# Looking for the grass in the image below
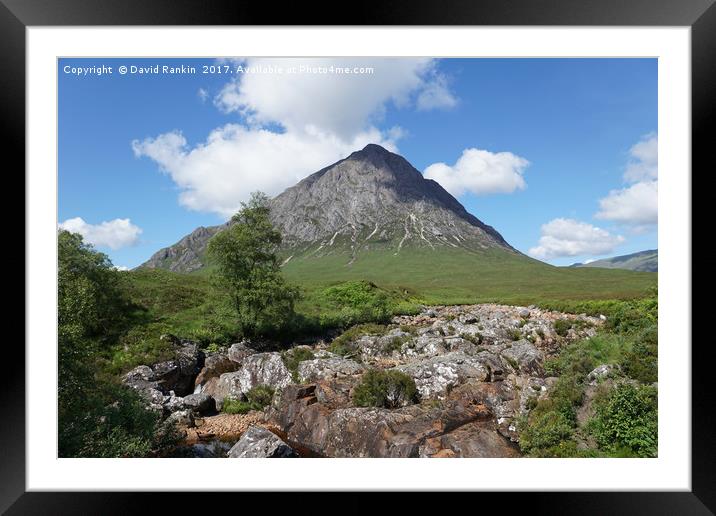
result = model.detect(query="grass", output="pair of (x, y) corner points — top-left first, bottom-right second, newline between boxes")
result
(281, 247), (656, 305)
(111, 249), (655, 374)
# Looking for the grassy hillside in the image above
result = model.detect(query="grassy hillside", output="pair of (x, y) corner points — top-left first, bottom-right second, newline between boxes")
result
(573, 249), (658, 273)
(282, 247), (656, 305)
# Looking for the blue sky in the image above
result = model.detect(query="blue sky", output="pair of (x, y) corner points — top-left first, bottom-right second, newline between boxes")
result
(58, 58), (657, 268)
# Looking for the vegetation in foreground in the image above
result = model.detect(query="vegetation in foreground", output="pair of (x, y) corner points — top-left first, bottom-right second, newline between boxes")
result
(58, 231), (179, 457)
(518, 289), (658, 458)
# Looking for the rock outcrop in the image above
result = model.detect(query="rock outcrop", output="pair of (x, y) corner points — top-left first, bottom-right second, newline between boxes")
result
(227, 426), (298, 458)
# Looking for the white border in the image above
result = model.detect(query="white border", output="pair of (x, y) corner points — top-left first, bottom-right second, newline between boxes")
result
(27, 27), (691, 491)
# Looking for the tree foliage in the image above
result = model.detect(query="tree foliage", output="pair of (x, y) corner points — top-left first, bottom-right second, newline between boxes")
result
(206, 192), (300, 337)
(58, 230), (170, 457)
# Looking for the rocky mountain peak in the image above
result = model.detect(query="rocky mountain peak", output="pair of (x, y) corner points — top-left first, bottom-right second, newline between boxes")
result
(140, 145), (516, 272)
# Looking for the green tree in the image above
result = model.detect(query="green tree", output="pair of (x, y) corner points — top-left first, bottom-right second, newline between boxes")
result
(58, 230), (170, 457)
(206, 192), (300, 337)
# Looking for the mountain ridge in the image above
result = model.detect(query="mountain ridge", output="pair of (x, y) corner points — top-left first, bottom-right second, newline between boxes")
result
(569, 249), (658, 273)
(140, 144), (518, 272)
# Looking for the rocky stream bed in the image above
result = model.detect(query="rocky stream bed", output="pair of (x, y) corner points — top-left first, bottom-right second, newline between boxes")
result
(123, 303), (606, 458)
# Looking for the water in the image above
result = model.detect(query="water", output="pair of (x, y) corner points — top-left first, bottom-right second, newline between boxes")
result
(168, 439), (233, 458)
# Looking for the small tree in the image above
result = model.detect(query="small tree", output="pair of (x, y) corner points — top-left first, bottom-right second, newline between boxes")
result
(206, 192), (300, 337)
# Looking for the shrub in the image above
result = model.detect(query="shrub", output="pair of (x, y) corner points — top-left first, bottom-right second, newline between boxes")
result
(620, 325), (658, 383)
(352, 369), (418, 409)
(509, 329), (522, 341)
(518, 374), (583, 455)
(461, 332), (483, 345)
(519, 409), (575, 454)
(588, 383), (658, 457)
(223, 385), (275, 414)
(554, 319), (572, 337)
(383, 335), (410, 354)
(329, 323), (387, 357)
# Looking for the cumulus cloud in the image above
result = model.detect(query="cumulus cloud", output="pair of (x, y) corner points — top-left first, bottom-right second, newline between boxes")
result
(416, 73), (458, 111)
(114, 265), (131, 271)
(423, 148), (529, 197)
(528, 218), (624, 260)
(596, 133), (657, 226)
(133, 125), (399, 219)
(596, 180), (658, 226)
(624, 132), (658, 183)
(136, 58), (459, 218)
(59, 217), (142, 250)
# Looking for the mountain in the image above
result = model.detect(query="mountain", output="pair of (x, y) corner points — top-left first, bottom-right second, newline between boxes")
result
(570, 249), (658, 273)
(140, 144), (518, 272)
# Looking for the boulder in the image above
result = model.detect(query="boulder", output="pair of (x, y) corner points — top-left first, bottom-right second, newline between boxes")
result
(182, 392), (215, 414)
(195, 353), (238, 387)
(419, 421), (520, 458)
(227, 426), (298, 458)
(163, 394), (185, 414)
(271, 383), (499, 458)
(395, 352), (489, 399)
(500, 340), (544, 376)
(227, 342), (256, 364)
(212, 352), (292, 406)
(122, 366), (164, 411)
(297, 357), (365, 383)
(165, 409), (195, 430)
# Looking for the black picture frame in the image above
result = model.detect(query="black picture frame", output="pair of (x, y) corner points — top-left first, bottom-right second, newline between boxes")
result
(6, 0), (713, 512)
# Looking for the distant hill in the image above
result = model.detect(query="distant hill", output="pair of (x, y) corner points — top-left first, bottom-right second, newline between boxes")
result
(570, 250), (657, 273)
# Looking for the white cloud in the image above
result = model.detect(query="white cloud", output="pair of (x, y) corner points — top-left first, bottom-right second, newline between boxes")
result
(133, 125), (400, 218)
(59, 217), (142, 250)
(214, 58), (450, 139)
(624, 132), (658, 183)
(595, 180), (658, 226)
(114, 265), (131, 271)
(528, 218), (624, 261)
(596, 133), (658, 226)
(423, 148), (529, 197)
(197, 88), (208, 103)
(135, 58), (459, 218)
(416, 73), (458, 111)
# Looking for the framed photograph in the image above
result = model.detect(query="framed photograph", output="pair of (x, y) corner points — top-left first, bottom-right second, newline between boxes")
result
(8, 0), (714, 511)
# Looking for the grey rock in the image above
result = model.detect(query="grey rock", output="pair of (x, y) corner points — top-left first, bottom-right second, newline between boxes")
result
(500, 340), (544, 376)
(213, 353), (292, 406)
(195, 353), (238, 387)
(297, 357), (365, 383)
(395, 352), (489, 399)
(227, 426), (298, 458)
(227, 342), (256, 364)
(182, 392), (215, 414)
